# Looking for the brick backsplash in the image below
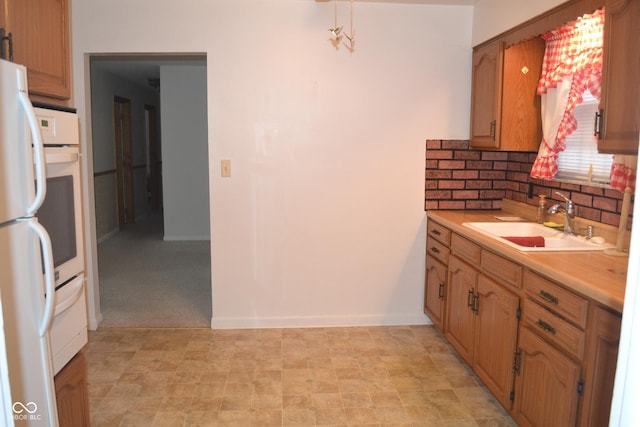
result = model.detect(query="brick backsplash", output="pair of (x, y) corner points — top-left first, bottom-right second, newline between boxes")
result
(425, 139), (632, 228)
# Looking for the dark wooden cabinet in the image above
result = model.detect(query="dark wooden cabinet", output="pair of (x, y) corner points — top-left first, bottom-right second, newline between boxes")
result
(54, 352), (90, 427)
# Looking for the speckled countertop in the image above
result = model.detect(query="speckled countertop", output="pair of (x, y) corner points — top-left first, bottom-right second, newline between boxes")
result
(427, 209), (628, 313)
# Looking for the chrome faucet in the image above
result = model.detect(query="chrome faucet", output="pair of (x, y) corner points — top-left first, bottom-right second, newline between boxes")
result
(548, 192), (576, 235)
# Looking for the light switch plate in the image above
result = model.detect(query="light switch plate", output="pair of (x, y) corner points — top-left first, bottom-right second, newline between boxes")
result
(221, 160), (231, 177)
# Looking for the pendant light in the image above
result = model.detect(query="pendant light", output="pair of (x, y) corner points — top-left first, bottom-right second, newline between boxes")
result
(328, 0), (343, 41)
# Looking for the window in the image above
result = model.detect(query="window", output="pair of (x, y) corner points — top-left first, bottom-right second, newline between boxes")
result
(555, 89), (613, 186)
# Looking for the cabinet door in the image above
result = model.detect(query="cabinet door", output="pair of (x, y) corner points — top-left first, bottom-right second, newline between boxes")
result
(445, 255), (477, 365)
(470, 41), (503, 149)
(500, 37), (545, 152)
(6, 0), (70, 100)
(577, 305), (621, 427)
(513, 327), (582, 427)
(55, 352), (90, 427)
(473, 274), (519, 410)
(598, 0), (640, 154)
(425, 255), (447, 332)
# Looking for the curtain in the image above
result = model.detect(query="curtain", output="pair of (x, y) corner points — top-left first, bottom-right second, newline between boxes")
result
(610, 155), (637, 192)
(530, 9), (605, 179)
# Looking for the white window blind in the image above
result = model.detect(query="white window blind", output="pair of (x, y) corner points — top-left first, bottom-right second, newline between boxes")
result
(556, 90), (613, 185)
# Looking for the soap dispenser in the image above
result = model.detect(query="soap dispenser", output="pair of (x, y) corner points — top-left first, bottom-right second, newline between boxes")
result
(536, 195), (546, 224)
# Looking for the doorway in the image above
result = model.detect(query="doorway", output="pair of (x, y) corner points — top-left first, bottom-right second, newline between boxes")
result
(113, 96), (134, 226)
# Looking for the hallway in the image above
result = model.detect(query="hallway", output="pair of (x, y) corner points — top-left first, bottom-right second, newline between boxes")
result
(97, 211), (211, 328)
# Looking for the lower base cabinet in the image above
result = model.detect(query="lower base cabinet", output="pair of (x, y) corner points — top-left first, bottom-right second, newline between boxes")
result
(424, 222), (622, 426)
(513, 327), (582, 427)
(54, 351), (90, 427)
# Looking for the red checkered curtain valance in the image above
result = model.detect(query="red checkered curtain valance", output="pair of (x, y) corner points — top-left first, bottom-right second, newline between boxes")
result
(530, 9), (605, 179)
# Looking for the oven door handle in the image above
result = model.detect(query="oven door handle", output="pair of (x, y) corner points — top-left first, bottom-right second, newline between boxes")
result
(54, 277), (84, 316)
(17, 72), (47, 215)
(45, 151), (79, 165)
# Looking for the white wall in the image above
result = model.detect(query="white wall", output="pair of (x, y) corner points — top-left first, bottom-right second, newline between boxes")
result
(72, 0), (473, 328)
(472, 0), (567, 45)
(160, 64), (210, 240)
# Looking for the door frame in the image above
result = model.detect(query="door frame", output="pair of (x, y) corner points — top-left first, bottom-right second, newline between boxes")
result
(113, 96), (134, 226)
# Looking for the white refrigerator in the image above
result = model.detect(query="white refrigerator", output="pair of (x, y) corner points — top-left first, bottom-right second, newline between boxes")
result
(0, 58), (59, 426)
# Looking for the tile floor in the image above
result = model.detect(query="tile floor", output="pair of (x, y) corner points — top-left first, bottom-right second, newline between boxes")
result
(85, 325), (517, 426)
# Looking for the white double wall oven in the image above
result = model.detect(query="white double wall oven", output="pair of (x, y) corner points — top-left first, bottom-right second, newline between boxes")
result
(33, 106), (88, 375)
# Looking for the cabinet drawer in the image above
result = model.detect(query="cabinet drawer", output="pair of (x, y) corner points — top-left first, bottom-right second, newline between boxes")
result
(523, 271), (588, 329)
(427, 236), (449, 265)
(481, 250), (522, 291)
(451, 233), (481, 266)
(522, 298), (585, 360)
(428, 220), (451, 246)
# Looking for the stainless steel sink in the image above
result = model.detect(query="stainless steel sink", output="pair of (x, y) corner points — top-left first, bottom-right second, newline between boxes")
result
(462, 222), (613, 252)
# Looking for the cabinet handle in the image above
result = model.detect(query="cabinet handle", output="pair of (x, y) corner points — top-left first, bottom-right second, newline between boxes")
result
(539, 290), (559, 304)
(431, 229), (441, 236)
(490, 120), (496, 141)
(536, 319), (557, 335)
(0, 29), (13, 62)
(430, 246), (440, 255)
(594, 109), (603, 140)
(438, 282), (445, 299)
(467, 289), (474, 309)
(473, 293), (480, 313)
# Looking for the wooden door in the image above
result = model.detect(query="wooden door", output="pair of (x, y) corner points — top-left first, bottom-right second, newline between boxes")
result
(114, 96), (134, 226)
(445, 255), (477, 365)
(473, 274), (519, 410)
(425, 255), (447, 332)
(7, 0), (70, 100)
(513, 327), (582, 427)
(470, 40), (503, 149)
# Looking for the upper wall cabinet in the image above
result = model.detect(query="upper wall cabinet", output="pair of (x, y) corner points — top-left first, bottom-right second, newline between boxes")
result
(471, 0), (639, 155)
(470, 37), (544, 151)
(597, 0), (640, 154)
(0, 0), (71, 104)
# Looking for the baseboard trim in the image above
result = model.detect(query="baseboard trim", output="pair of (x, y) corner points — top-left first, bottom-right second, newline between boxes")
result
(210, 313), (431, 329)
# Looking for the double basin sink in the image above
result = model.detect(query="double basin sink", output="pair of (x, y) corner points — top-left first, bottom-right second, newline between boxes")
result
(462, 221), (613, 252)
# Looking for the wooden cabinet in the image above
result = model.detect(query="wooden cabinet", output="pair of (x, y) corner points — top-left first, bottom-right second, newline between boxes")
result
(513, 270), (621, 427)
(0, 0), (71, 103)
(597, 0), (640, 154)
(513, 327), (582, 427)
(424, 220), (451, 332)
(470, 40), (502, 149)
(445, 234), (520, 410)
(54, 352), (90, 427)
(425, 255), (447, 331)
(446, 254), (478, 364)
(470, 37), (544, 151)
(424, 214), (622, 425)
(577, 305), (622, 426)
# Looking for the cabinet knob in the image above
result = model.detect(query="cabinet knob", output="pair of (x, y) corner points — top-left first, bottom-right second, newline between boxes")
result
(430, 246), (440, 255)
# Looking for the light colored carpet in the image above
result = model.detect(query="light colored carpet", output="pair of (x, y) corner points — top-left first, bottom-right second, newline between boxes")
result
(97, 211), (211, 328)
